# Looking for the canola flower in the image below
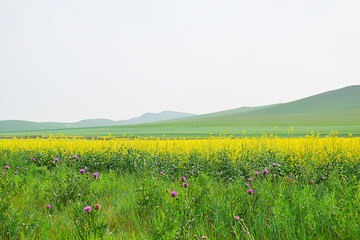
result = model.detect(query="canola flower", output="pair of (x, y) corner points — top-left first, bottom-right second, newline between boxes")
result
(0, 135), (359, 180)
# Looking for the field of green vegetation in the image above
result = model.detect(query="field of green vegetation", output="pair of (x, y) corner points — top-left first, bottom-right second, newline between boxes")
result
(1, 136), (360, 239)
(0, 125), (359, 138)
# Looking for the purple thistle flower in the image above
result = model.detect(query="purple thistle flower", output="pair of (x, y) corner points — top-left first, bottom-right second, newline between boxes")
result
(54, 158), (59, 162)
(160, 172), (164, 175)
(254, 171), (259, 176)
(84, 206), (92, 212)
(263, 169), (268, 174)
(248, 178), (252, 182)
(73, 155), (77, 159)
(272, 163), (276, 167)
(5, 162), (8, 165)
(190, 172), (193, 175)
(14, 172), (17, 175)
(93, 172), (98, 180)
(16, 167), (19, 169)
(33, 158), (36, 161)
(202, 236), (207, 239)
(234, 216), (240, 221)
(94, 204), (101, 210)
(77, 193), (81, 198)
(183, 182), (188, 188)
(79, 169), (85, 174)
(46, 205), (51, 209)
(25, 168), (28, 171)
(311, 180), (314, 184)
(181, 176), (186, 182)
(171, 191), (177, 197)
(248, 189), (253, 195)
(245, 183), (249, 188)
(4, 166), (9, 169)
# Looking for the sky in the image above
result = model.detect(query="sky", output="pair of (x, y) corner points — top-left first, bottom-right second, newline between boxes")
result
(0, 0), (359, 122)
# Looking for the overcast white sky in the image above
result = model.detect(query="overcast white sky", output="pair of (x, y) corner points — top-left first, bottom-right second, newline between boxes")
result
(0, 0), (359, 122)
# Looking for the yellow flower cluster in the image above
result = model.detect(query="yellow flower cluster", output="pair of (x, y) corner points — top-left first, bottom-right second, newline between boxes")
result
(0, 135), (359, 170)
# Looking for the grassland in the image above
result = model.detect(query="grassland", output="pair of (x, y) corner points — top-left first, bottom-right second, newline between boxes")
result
(1, 137), (360, 239)
(0, 125), (359, 138)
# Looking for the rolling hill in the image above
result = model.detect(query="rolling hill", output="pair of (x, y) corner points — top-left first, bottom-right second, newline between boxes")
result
(0, 111), (195, 133)
(0, 85), (359, 137)
(140, 85), (360, 127)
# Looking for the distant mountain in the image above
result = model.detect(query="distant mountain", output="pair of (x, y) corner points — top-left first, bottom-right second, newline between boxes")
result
(0, 120), (69, 133)
(0, 111), (195, 132)
(115, 111), (195, 125)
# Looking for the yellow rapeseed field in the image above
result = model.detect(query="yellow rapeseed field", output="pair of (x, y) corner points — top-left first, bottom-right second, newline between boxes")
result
(1, 136), (359, 173)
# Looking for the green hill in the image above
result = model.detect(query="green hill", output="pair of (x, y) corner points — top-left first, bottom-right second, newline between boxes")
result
(0, 86), (359, 137)
(142, 85), (360, 127)
(0, 111), (195, 132)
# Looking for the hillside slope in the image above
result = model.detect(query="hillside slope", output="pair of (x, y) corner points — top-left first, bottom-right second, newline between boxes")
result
(133, 85), (360, 127)
(0, 111), (195, 132)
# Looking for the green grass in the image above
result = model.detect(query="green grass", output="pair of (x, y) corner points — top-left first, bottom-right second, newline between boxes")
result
(1, 139), (360, 239)
(0, 125), (359, 138)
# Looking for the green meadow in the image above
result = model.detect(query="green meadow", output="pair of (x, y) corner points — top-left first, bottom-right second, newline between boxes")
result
(1, 136), (360, 239)
(0, 125), (359, 138)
